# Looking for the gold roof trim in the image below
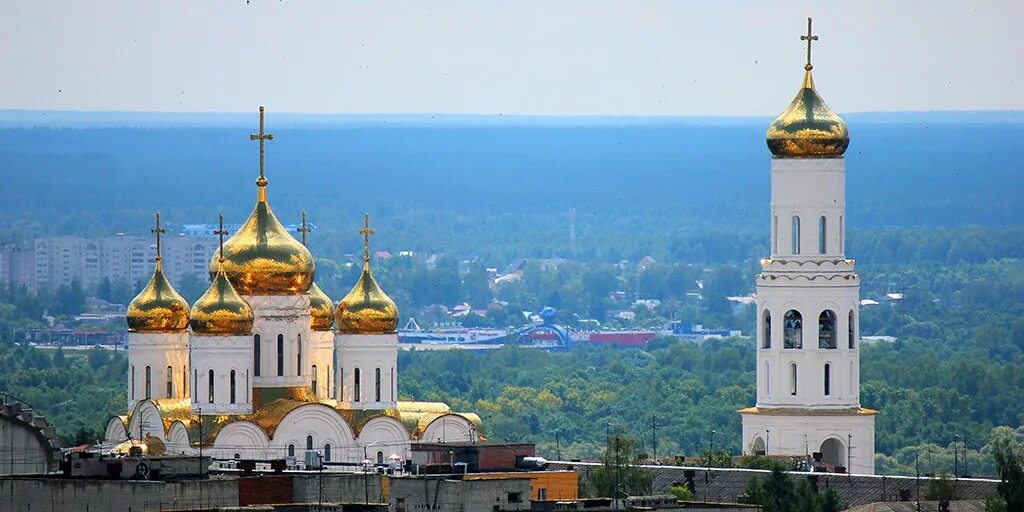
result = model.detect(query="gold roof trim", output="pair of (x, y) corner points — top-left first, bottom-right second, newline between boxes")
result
(738, 406), (878, 416)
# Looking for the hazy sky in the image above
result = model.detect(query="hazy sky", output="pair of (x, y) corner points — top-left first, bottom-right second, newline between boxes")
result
(2, 1), (1021, 116)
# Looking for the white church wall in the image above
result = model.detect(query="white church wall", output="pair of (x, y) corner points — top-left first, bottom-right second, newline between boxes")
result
(421, 415), (477, 444)
(247, 294), (312, 389)
(335, 333), (398, 410)
(273, 404), (358, 463)
(126, 401), (165, 441)
(166, 421), (193, 455)
(212, 421), (270, 460)
(127, 331), (189, 408)
(741, 412), (875, 475)
(190, 335), (253, 416)
(310, 329), (335, 399)
(357, 416), (411, 463)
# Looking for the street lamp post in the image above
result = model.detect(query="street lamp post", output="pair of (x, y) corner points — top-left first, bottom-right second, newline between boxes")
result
(953, 435), (959, 478)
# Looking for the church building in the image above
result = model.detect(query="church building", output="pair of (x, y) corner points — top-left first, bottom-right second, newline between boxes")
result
(104, 107), (482, 464)
(739, 20), (877, 475)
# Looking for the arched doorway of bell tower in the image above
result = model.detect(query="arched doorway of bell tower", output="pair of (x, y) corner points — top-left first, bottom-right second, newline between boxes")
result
(750, 436), (766, 456)
(819, 437), (845, 469)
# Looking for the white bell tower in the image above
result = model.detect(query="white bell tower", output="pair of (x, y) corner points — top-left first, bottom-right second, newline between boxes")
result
(740, 18), (876, 475)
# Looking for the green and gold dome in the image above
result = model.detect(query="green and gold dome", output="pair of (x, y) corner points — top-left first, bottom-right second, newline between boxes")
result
(191, 261), (255, 336)
(211, 178), (315, 296)
(126, 259), (190, 333)
(309, 282), (335, 331)
(335, 214), (398, 334)
(126, 213), (190, 333)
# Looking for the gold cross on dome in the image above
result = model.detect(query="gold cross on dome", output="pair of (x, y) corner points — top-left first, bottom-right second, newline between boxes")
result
(213, 213), (229, 262)
(297, 211), (312, 246)
(359, 213), (375, 263)
(250, 105), (275, 181)
(801, 17), (819, 71)
(151, 212), (166, 260)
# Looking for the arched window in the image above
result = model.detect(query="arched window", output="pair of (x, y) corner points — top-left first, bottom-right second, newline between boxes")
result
(819, 310), (837, 349)
(230, 370), (237, 404)
(762, 310), (772, 349)
(327, 365), (332, 398)
(790, 363), (798, 396)
(339, 367), (344, 400)
(311, 365), (318, 396)
(194, 369), (198, 403)
(306, 435), (313, 451)
(277, 334), (284, 377)
(848, 310), (856, 349)
(791, 216), (801, 255)
(288, 444), (295, 457)
(131, 365), (136, 399)
(297, 334), (302, 376)
(183, 367), (188, 398)
(824, 364), (831, 396)
(253, 334), (261, 377)
(166, 366), (173, 397)
(208, 369), (215, 403)
(324, 444), (332, 462)
(783, 310), (802, 349)
(377, 451), (384, 464)
(375, 368), (382, 402)
(391, 367), (396, 402)
(145, 366), (152, 399)
(234, 453), (240, 460)
(818, 216), (827, 254)
(354, 368), (361, 402)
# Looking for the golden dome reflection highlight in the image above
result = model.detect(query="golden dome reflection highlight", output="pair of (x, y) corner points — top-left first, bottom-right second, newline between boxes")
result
(309, 282), (335, 331)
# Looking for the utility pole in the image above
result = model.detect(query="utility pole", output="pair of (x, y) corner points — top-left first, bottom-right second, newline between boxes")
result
(651, 415), (657, 462)
(962, 433), (968, 477)
(197, 407), (203, 509)
(953, 435), (959, 478)
(613, 433), (620, 511)
(915, 453), (921, 512)
(554, 429), (561, 461)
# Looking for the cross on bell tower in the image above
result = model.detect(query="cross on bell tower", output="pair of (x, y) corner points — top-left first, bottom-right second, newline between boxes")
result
(151, 212), (166, 262)
(359, 213), (375, 263)
(801, 17), (819, 71)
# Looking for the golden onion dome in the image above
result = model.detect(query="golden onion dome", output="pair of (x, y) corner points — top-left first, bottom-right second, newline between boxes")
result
(126, 260), (190, 333)
(190, 263), (254, 336)
(309, 282), (335, 331)
(211, 179), (315, 295)
(766, 69), (849, 158)
(335, 261), (398, 334)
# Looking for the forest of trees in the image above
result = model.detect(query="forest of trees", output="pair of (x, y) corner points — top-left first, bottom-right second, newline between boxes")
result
(0, 118), (1021, 483)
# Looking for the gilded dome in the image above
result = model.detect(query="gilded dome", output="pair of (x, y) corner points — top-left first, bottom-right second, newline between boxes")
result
(190, 263), (254, 336)
(309, 282), (335, 331)
(766, 70), (849, 158)
(211, 180), (315, 295)
(126, 261), (190, 333)
(335, 261), (398, 334)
